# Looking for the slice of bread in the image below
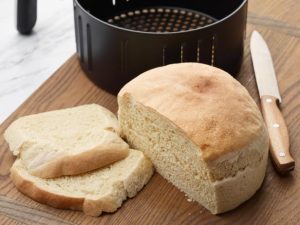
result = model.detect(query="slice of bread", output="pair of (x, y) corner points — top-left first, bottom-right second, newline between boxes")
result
(10, 149), (153, 216)
(118, 63), (269, 214)
(4, 104), (130, 178)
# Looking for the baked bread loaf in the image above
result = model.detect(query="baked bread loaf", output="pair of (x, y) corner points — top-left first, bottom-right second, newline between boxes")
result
(10, 149), (153, 216)
(118, 63), (269, 214)
(5, 104), (129, 178)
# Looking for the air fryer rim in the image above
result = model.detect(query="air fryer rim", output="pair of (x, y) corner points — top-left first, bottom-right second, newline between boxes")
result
(74, 0), (248, 35)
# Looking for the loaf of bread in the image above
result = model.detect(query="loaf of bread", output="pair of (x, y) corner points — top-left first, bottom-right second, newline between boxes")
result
(5, 104), (129, 178)
(10, 149), (153, 216)
(118, 63), (269, 214)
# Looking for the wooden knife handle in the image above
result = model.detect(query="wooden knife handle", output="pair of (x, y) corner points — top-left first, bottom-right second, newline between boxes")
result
(261, 95), (295, 174)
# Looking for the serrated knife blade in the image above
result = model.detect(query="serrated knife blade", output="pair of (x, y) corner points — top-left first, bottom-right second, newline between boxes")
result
(250, 30), (282, 102)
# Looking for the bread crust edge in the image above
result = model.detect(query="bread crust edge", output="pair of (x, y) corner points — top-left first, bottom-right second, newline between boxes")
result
(31, 144), (130, 179)
(10, 164), (85, 211)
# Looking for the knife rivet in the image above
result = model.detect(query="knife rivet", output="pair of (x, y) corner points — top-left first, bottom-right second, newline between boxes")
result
(266, 98), (273, 103)
(273, 123), (280, 128)
(279, 152), (286, 157)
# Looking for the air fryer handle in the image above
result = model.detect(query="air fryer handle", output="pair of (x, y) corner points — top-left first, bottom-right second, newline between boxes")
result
(16, 0), (37, 34)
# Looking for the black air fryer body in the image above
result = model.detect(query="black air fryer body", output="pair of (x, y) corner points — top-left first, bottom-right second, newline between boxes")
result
(74, 0), (248, 93)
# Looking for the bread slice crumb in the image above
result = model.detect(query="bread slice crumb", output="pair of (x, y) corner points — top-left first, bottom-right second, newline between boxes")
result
(10, 149), (154, 216)
(5, 104), (130, 178)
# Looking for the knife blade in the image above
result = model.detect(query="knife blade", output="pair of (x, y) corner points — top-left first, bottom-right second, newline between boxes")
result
(250, 30), (295, 174)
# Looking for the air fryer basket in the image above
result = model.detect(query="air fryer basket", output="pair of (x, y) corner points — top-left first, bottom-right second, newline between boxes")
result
(74, 0), (248, 93)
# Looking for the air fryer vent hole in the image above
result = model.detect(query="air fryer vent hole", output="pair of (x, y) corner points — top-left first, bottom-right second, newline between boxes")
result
(211, 35), (216, 66)
(180, 43), (184, 62)
(197, 40), (201, 62)
(162, 47), (166, 65)
(107, 7), (216, 33)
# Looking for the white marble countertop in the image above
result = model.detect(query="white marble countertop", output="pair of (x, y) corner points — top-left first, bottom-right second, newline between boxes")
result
(0, 0), (75, 124)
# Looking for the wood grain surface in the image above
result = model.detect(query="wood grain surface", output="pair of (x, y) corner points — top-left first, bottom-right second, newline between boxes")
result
(0, 0), (300, 224)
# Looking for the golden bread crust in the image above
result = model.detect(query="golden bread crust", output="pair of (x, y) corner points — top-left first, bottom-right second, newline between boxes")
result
(119, 63), (265, 161)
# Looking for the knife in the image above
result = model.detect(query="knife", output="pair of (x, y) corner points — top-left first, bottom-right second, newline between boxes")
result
(250, 30), (295, 174)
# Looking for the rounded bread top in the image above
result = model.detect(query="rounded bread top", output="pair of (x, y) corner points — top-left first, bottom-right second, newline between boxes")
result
(118, 63), (266, 162)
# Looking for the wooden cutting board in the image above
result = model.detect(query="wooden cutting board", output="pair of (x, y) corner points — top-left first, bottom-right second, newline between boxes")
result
(0, 0), (299, 224)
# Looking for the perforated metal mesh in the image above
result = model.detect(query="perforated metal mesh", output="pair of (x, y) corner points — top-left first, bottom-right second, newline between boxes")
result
(107, 7), (216, 32)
